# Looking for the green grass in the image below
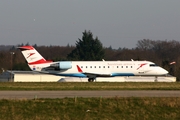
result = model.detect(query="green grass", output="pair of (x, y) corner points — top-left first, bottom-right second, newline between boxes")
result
(0, 97), (180, 120)
(1, 82), (180, 119)
(0, 82), (180, 90)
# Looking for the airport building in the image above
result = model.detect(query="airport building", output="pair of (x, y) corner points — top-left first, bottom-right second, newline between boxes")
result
(0, 71), (62, 82)
(0, 71), (176, 82)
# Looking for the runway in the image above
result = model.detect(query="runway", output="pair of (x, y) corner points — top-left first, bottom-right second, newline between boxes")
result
(0, 90), (180, 99)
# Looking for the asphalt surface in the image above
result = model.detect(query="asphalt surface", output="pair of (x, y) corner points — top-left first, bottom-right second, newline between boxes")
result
(0, 90), (180, 99)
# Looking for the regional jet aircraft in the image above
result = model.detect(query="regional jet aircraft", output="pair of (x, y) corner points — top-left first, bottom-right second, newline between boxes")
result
(18, 46), (168, 82)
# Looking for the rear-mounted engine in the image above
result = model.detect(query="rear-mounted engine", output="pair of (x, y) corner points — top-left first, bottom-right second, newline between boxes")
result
(50, 61), (72, 70)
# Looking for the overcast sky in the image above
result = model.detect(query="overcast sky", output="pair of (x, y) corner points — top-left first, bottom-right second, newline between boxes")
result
(0, 0), (180, 49)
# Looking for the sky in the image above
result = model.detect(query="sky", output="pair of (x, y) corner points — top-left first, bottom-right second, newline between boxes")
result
(0, 0), (180, 49)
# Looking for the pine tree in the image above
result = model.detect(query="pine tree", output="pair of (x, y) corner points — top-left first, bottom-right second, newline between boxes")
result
(67, 30), (105, 61)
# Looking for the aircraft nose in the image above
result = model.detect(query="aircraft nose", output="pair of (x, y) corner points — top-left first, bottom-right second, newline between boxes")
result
(162, 69), (168, 75)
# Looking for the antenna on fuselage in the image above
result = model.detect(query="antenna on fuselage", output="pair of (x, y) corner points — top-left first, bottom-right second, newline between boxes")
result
(102, 59), (105, 61)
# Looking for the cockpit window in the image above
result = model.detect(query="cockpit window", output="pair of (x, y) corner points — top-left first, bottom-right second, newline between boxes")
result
(149, 64), (158, 67)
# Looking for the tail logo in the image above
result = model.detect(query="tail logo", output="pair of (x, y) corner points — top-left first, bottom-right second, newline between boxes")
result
(27, 53), (35, 58)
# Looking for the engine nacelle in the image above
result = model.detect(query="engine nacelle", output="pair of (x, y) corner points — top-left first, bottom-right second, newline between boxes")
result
(50, 61), (72, 70)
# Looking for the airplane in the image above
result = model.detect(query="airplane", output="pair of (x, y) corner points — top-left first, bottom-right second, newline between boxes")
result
(18, 46), (168, 82)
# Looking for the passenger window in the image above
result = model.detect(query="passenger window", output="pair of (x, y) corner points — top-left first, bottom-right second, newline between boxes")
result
(81, 66), (83, 68)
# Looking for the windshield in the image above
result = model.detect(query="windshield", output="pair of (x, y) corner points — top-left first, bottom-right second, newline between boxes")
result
(149, 64), (158, 67)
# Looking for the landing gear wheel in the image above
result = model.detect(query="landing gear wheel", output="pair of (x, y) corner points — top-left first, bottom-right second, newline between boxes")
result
(88, 78), (94, 82)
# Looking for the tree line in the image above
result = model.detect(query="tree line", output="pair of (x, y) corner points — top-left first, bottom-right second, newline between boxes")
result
(0, 31), (180, 80)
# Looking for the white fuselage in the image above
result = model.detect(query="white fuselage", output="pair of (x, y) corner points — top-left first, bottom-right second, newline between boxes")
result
(18, 46), (168, 82)
(29, 61), (168, 78)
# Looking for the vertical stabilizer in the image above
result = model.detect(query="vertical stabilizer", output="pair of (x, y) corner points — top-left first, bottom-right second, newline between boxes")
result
(18, 46), (47, 64)
(18, 46), (52, 70)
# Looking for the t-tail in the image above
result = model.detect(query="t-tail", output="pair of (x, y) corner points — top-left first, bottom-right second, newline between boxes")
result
(17, 46), (53, 71)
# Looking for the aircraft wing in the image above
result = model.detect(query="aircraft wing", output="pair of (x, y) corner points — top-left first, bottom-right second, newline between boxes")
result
(83, 72), (112, 77)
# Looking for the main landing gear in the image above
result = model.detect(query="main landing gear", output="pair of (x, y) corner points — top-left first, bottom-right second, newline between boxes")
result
(88, 78), (95, 82)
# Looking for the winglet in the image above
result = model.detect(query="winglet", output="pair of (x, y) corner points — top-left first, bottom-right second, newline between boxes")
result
(77, 65), (83, 72)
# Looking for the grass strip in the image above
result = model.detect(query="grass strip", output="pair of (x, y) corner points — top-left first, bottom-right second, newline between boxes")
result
(0, 82), (180, 90)
(0, 97), (180, 120)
